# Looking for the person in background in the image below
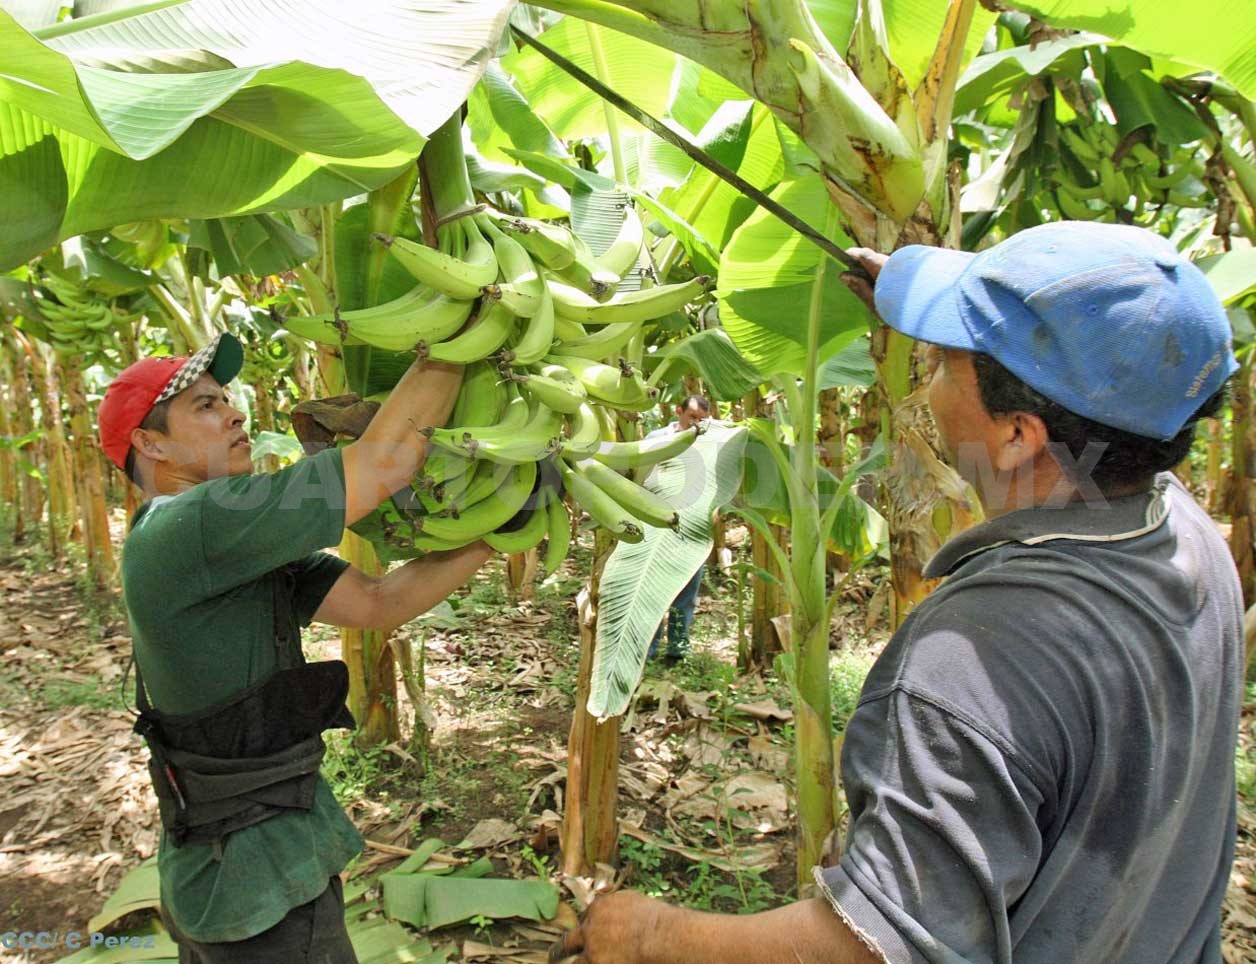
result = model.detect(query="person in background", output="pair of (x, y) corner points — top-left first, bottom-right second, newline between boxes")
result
(646, 395), (711, 662)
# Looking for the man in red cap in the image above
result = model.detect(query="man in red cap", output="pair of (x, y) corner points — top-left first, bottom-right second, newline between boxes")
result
(100, 333), (492, 962)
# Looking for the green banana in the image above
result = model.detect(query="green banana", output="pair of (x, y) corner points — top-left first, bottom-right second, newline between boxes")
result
(449, 359), (508, 427)
(552, 232), (620, 297)
(429, 401), (564, 464)
(542, 497), (572, 577)
(1098, 156), (1124, 206)
(422, 299), (516, 364)
(513, 365), (587, 415)
(416, 451), (477, 508)
(595, 203), (645, 278)
(492, 282), (546, 318)
(576, 458), (679, 529)
(550, 276), (709, 327)
(504, 283), (556, 367)
(553, 314), (588, 342)
(545, 276), (602, 316)
(375, 219), (497, 300)
(417, 460), (538, 542)
(559, 402), (603, 459)
(1055, 188), (1104, 221)
(559, 460), (644, 544)
(425, 392), (531, 455)
(1144, 165), (1192, 191)
(481, 218), (543, 317)
(552, 318), (643, 360)
(549, 355), (657, 411)
(469, 402), (565, 464)
(494, 214), (619, 296)
(592, 425), (700, 471)
(1056, 175), (1104, 202)
(1060, 126), (1100, 164)
(484, 494), (551, 553)
(288, 285), (473, 352)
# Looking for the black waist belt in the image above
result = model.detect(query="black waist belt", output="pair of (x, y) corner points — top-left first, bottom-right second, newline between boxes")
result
(134, 660), (355, 849)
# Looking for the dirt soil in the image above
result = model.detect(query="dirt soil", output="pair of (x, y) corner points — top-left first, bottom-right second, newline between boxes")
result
(1, 516), (1254, 963)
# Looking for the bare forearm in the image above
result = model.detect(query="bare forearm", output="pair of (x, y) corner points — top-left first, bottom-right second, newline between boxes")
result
(641, 899), (882, 964)
(342, 358), (463, 523)
(371, 540), (493, 632)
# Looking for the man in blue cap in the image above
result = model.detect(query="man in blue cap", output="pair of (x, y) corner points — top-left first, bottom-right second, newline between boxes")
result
(553, 222), (1243, 964)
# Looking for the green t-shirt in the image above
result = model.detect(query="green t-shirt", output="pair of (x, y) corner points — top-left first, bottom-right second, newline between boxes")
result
(122, 447), (363, 942)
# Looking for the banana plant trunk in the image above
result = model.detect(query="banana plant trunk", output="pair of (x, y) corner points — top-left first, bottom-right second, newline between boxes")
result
(748, 523), (788, 670)
(25, 338), (75, 559)
(252, 377), (281, 473)
(561, 528), (621, 875)
(341, 531), (400, 745)
(0, 337), (23, 536)
(11, 341), (43, 544)
(61, 359), (115, 589)
(1227, 353), (1256, 607)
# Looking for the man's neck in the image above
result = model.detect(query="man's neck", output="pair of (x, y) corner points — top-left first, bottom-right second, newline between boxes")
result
(978, 460), (1151, 518)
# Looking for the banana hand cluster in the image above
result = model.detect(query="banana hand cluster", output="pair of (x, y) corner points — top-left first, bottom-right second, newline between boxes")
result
(289, 196), (714, 570)
(1053, 121), (1206, 223)
(35, 273), (137, 360)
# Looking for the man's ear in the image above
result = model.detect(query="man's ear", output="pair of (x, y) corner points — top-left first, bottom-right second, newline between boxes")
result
(994, 411), (1049, 473)
(130, 426), (170, 464)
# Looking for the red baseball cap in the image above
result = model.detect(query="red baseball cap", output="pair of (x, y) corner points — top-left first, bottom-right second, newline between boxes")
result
(98, 333), (244, 470)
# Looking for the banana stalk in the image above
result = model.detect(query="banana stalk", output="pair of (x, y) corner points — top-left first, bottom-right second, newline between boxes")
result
(533, 0), (925, 222)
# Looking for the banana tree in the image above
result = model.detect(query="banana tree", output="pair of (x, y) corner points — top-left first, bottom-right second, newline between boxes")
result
(0, 0), (514, 271)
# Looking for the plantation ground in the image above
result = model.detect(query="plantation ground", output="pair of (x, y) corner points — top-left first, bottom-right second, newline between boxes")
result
(1, 516), (1254, 963)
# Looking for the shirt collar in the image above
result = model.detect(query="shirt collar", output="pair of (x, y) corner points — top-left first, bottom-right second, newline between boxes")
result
(924, 474), (1173, 579)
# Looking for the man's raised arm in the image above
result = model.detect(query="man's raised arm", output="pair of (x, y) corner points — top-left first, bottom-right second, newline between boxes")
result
(340, 359), (464, 527)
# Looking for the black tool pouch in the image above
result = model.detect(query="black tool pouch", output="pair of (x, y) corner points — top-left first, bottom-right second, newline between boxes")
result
(130, 565), (355, 850)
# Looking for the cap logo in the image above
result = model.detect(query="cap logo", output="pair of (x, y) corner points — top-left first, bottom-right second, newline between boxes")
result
(1185, 351), (1222, 399)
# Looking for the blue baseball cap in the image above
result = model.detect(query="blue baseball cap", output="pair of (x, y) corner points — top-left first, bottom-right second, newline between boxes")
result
(873, 221), (1236, 440)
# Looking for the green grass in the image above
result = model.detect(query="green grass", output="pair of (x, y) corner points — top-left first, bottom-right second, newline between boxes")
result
(830, 650), (875, 733)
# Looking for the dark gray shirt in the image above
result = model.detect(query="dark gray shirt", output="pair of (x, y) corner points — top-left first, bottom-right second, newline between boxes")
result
(819, 475), (1243, 963)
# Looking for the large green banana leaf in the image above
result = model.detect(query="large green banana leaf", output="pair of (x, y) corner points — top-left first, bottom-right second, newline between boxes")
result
(718, 175), (874, 377)
(589, 423), (748, 720)
(1005, 0), (1256, 100)
(646, 328), (765, 402)
(0, 0), (514, 270)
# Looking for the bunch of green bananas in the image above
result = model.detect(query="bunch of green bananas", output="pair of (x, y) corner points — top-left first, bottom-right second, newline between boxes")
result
(1052, 121), (1207, 222)
(291, 198), (714, 566)
(35, 273), (137, 360)
(350, 356), (703, 570)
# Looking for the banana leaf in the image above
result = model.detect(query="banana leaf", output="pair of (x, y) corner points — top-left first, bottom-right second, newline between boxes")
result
(1004, 0), (1256, 100)
(718, 175), (873, 378)
(186, 213), (318, 277)
(349, 919), (453, 964)
(589, 423), (748, 720)
(657, 102), (783, 276)
(86, 856), (159, 933)
(500, 15), (698, 142)
(56, 919), (177, 963)
(1198, 248), (1256, 306)
(468, 60), (568, 164)
(0, 0), (513, 270)
(381, 874), (559, 930)
(5, 0), (59, 28)
(817, 335), (876, 389)
(954, 33), (1101, 117)
(646, 328), (765, 401)
(1100, 48), (1213, 145)
(59, 236), (155, 295)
